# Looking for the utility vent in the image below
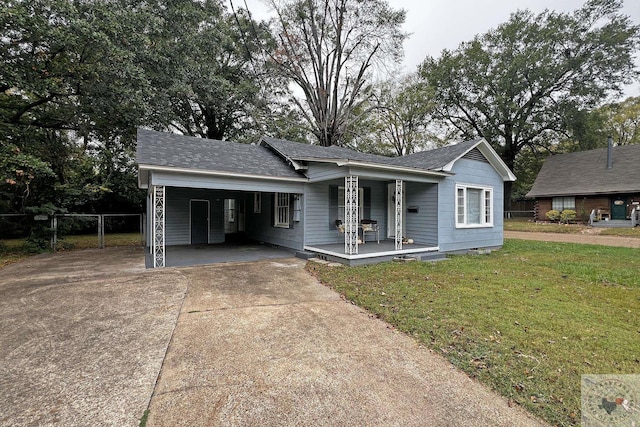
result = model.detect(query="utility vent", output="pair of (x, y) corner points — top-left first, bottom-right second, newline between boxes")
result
(463, 147), (489, 163)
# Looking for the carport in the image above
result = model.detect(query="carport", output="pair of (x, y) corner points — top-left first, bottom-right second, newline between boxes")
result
(137, 130), (307, 268)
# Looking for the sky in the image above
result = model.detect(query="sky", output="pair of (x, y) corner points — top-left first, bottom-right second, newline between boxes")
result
(230, 0), (640, 98)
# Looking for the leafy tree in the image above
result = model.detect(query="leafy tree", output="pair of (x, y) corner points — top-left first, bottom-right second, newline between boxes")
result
(345, 74), (442, 156)
(1, 0), (153, 137)
(598, 96), (640, 145)
(1, 0), (155, 214)
(0, 142), (55, 212)
(146, 0), (282, 142)
(419, 0), (640, 208)
(266, 0), (407, 147)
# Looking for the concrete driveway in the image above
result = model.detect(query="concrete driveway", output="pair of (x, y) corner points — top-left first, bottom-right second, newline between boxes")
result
(1, 249), (546, 426)
(146, 258), (546, 427)
(0, 247), (186, 427)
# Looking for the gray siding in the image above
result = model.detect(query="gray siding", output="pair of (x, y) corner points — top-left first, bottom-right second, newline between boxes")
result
(438, 158), (505, 252)
(304, 179), (387, 246)
(244, 192), (304, 250)
(165, 187), (224, 245)
(405, 182), (438, 246)
(159, 187), (304, 251)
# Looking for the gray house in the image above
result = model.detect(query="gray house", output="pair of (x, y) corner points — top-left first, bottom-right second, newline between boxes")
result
(136, 129), (516, 267)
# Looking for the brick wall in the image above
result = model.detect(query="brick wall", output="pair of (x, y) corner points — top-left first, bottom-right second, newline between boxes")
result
(535, 196), (610, 222)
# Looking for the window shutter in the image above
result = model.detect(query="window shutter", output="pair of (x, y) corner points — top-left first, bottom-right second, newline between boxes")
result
(363, 187), (371, 220)
(329, 185), (338, 229)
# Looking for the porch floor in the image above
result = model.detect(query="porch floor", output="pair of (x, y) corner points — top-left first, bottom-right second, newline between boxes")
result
(304, 240), (443, 266)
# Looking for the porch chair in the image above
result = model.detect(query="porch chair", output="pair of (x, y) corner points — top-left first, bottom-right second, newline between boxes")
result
(360, 219), (379, 244)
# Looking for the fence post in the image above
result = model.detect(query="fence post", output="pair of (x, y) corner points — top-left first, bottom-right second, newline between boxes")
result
(51, 216), (58, 251)
(140, 213), (145, 245)
(98, 215), (105, 249)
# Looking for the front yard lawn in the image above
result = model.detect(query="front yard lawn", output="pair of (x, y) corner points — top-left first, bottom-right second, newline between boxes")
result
(307, 239), (640, 427)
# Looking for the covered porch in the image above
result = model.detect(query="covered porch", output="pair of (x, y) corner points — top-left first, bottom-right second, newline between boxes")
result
(303, 172), (444, 265)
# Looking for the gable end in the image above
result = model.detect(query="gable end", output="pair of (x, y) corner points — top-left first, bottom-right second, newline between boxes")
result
(462, 148), (489, 163)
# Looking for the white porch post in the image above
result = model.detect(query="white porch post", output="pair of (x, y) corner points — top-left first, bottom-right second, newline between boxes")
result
(152, 185), (166, 268)
(395, 179), (403, 250)
(345, 175), (359, 255)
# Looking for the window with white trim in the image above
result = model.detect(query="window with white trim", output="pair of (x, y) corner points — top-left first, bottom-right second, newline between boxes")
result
(337, 186), (364, 222)
(274, 193), (290, 228)
(455, 184), (493, 227)
(552, 196), (575, 212)
(253, 192), (261, 213)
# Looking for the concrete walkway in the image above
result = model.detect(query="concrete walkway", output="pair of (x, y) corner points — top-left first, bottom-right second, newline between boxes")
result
(146, 258), (546, 427)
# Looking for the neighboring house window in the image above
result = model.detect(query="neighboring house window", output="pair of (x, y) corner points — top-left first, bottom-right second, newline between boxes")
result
(552, 196), (575, 211)
(253, 192), (261, 213)
(338, 187), (364, 222)
(274, 193), (290, 228)
(456, 184), (493, 227)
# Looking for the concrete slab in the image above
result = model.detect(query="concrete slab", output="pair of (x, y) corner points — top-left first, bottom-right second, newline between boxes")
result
(146, 258), (547, 427)
(0, 247), (186, 427)
(162, 244), (295, 268)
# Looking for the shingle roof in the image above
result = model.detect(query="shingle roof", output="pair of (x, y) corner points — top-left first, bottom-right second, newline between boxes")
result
(136, 129), (303, 179)
(526, 144), (640, 198)
(389, 139), (482, 170)
(261, 136), (480, 172)
(261, 136), (398, 165)
(137, 130), (507, 180)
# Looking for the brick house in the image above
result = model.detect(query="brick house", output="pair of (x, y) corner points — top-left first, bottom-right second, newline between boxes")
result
(526, 143), (640, 222)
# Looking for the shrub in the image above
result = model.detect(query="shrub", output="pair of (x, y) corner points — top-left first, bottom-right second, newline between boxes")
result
(546, 209), (561, 222)
(560, 209), (577, 223)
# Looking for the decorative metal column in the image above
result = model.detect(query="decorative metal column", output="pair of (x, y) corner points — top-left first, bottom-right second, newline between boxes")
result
(344, 175), (359, 255)
(395, 179), (403, 250)
(152, 185), (166, 268)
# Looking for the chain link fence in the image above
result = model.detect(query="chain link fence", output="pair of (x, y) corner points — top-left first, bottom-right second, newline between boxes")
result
(0, 213), (144, 250)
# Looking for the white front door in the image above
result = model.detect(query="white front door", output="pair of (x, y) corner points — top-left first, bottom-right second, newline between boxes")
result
(387, 183), (406, 238)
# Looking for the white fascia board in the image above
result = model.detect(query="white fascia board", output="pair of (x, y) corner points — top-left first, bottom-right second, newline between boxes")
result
(138, 170), (149, 189)
(440, 139), (517, 182)
(138, 164), (308, 183)
(295, 157), (452, 178)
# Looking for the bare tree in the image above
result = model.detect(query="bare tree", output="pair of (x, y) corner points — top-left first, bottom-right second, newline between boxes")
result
(266, 0), (406, 146)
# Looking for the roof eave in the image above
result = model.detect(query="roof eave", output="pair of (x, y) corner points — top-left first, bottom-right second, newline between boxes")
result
(137, 164), (309, 182)
(295, 157), (452, 177)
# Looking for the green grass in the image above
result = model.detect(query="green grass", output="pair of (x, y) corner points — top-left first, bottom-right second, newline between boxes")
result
(504, 219), (640, 238)
(0, 232), (142, 269)
(307, 239), (640, 426)
(58, 232), (143, 250)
